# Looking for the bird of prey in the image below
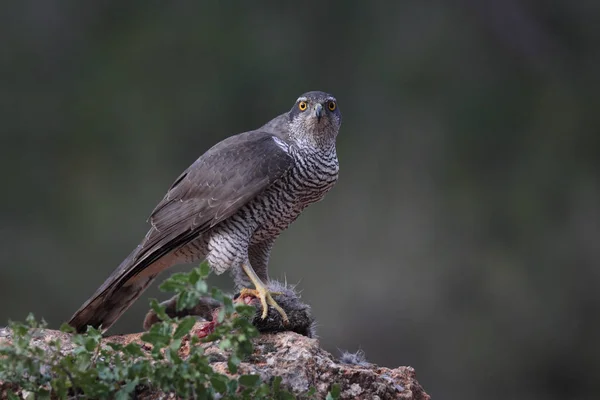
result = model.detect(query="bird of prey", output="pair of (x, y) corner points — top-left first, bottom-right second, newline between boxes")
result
(69, 91), (342, 333)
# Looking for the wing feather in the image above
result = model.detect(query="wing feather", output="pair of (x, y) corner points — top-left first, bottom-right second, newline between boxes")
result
(68, 126), (294, 332)
(134, 130), (293, 269)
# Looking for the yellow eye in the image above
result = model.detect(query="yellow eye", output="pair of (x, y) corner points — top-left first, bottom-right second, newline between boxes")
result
(298, 101), (307, 111)
(328, 101), (337, 111)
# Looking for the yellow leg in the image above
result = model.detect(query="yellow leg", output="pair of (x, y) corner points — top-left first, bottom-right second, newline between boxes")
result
(240, 263), (289, 324)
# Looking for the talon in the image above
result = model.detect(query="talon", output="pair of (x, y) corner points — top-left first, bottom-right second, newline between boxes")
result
(240, 262), (289, 325)
(239, 287), (289, 325)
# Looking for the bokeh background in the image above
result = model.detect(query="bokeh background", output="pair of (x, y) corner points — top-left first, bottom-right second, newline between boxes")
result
(1, 1), (599, 399)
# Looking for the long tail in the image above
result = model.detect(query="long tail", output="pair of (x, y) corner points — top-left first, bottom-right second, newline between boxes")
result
(68, 247), (165, 333)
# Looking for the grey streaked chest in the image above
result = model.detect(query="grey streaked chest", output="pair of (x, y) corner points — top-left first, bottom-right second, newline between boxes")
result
(248, 145), (338, 243)
(288, 145), (339, 203)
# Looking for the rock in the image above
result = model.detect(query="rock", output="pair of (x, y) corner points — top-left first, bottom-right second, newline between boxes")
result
(0, 325), (429, 400)
(1, 284), (429, 399)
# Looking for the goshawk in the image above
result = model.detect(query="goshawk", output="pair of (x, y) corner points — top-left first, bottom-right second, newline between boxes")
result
(69, 91), (342, 332)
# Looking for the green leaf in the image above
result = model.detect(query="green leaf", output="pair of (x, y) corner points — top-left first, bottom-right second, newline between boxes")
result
(83, 336), (99, 352)
(254, 383), (271, 397)
(219, 338), (232, 350)
(159, 272), (189, 292)
(331, 383), (341, 397)
(141, 329), (170, 349)
(210, 375), (228, 393)
(272, 375), (282, 394)
(305, 386), (317, 397)
(115, 378), (139, 400)
(59, 323), (75, 333)
(223, 296), (234, 314)
(227, 379), (239, 394)
(25, 313), (37, 327)
(228, 353), (240, 374)
(217, 307), (226, 323)
(195, 280), (208, 293)
(238, 374), (260, 387)
(326, 383), (341, 400)
(177, 291), (202, 311)
(10, 321), (28, 336)
(188, 268), (200, 285)
(123, 343), (146, 357)
(280, 391), (296, 400)
(234, 304), (256, 318)
(199, 262), (211, 277)
(211, 287), (225, 302)
(51, 377), (70, 400)
(149, 299), (170, 322)
(86, 326), (103, 338)
(173, 317), (196, 340)
(107, 342), (124, 351)
(167, 344), (182, 364)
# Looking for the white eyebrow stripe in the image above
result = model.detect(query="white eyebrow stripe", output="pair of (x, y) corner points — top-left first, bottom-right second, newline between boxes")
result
(296, 96), (308, 102)
(325, 97), (336, 102)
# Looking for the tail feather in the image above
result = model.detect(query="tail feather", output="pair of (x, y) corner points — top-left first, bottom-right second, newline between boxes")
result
(68, 247), (161, 333)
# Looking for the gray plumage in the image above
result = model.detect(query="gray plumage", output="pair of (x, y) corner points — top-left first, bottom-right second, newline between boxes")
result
(69, 91), (342, 333)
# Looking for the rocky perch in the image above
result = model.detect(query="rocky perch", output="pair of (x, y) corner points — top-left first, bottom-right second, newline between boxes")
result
(224, 332), (428, 400)
(1, 327), (428, 400)
(1, 284), (429, 399)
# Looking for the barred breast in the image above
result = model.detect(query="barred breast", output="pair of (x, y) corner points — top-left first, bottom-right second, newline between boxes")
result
(173, 143), (338, 274)
(248, 144), (339, 243)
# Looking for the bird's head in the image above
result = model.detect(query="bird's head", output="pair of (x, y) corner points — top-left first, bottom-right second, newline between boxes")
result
(288, 91), (341, 147)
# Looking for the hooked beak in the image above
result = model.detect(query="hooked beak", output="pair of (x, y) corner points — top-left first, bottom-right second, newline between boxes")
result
(314, 103), (323, 122)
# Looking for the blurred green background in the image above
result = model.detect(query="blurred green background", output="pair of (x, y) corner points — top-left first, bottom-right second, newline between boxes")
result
(1, 1), (599, 399)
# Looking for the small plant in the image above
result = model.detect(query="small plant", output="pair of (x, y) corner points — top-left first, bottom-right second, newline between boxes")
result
(0, 262), (323, 399)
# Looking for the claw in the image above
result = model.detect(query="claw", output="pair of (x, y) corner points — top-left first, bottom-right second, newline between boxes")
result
(239, 287), (289, 324)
